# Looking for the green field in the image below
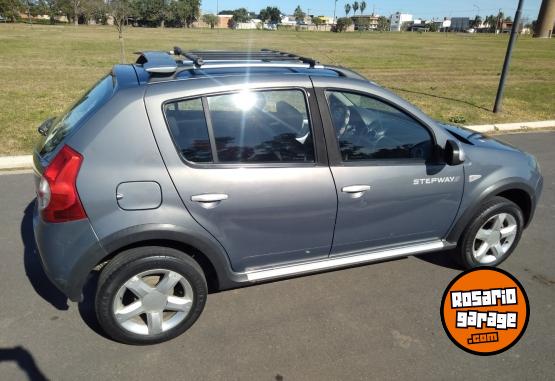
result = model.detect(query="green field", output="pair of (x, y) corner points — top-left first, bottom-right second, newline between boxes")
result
(1, 23), (554, 155)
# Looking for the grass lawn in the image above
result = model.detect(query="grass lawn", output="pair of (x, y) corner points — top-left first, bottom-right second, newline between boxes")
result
(0, 23), (554, 155)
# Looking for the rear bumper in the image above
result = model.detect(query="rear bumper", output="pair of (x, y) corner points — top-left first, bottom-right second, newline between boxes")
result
(33, 202), (106, 302)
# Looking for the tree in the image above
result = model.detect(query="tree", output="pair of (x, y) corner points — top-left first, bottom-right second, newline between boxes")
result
(334, 16), (352, 32)
(0, 0), (22, 22)
(471, 15), (482, 28)
(70, 0), (82, 25)
(173, 0), (200, 27)
(259, 6), (280, 24)
(312, 15), (323, 30)
(344, 3), (350, 16)
(82, 0), (105, 24)
(485, 14), (497, 32)
(107, 0), (131, 63)
(231, 7), (249, 23)
(360, 1), (366, 15)
(428, 21), (438, 32)
(352, 1), (359, 15)
(202, 13), (217, 28)
(293, 5), (305, 24)
(376, 15), (389, 31)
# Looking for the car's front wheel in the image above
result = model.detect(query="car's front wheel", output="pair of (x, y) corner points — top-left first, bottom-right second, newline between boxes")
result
(95, 246), (207, 345)
(457, 196), (524, 269)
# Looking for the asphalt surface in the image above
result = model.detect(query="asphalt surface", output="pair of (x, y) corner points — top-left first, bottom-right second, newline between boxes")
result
(1, 132), (554, 380)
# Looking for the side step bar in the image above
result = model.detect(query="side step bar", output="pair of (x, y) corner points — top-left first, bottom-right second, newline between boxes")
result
(244, 240), (447, 281)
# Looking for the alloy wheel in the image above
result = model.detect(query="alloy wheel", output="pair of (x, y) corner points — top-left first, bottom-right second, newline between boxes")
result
(472, 213), (518, 264)
(112, 269), (194, 336)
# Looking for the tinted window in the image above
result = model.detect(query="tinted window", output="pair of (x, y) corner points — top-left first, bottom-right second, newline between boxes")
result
(164, 98), (212, 163)
(326, 91), (433, 162)
(41, 75), (114, 155)
(207, 90), (314, 163)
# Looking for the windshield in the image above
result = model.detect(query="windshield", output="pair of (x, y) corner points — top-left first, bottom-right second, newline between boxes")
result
(40, 75), (115, 155)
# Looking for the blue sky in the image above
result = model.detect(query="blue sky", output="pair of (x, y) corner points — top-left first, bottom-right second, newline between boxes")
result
(201, 0), (543, 20)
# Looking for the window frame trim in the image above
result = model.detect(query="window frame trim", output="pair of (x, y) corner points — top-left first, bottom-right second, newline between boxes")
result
(161, 86), (324, 169)
(316, 87), (441, 167)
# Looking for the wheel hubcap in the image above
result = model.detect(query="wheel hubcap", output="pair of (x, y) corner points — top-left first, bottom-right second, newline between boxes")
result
(112, 269), (194, 336)
(472, 213), (518, 264)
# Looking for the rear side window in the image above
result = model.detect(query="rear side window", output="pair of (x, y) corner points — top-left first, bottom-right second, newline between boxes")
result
(208, 90), (314, 163)
(163, 89), (314, 164)
(41, 75), (114, 155)
(163, 98), (212, 163)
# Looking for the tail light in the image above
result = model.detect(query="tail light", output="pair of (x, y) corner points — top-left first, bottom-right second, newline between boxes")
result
(38, 145), (87, 223)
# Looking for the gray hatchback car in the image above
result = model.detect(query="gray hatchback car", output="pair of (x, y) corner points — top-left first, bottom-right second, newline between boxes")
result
(33, 48), (543, 344)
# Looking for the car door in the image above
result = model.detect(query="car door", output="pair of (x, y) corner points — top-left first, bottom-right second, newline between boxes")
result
(313, 79), (464, 255)
(145, 78), (337, 272)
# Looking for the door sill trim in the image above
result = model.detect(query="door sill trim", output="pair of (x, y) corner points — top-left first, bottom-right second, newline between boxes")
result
(244, 240), (446, 281)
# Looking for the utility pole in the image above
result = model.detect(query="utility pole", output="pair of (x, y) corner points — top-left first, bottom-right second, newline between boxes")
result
(333, 0), (338, 24)
(534, 0), (555, 37)
(493, 0), (524, 113)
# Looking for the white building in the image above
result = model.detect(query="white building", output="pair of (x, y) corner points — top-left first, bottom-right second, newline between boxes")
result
(280, 15), (298, 26)
(390, 12), (413, 31)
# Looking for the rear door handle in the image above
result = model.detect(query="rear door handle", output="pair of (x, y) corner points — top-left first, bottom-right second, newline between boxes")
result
(191, 194), (228, 209)
(341, 185), (371, 198)
(191, 194), (229, 202)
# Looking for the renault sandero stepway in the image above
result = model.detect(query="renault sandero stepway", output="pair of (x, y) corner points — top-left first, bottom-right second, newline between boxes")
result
(33, 48), (543, 344)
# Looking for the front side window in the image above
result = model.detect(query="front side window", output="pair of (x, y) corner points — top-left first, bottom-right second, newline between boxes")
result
(207, 89), (314, 163)
(326, 91), (433, 162)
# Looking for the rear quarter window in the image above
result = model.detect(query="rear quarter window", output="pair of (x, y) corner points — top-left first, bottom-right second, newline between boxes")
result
(40, 75), (115, 155)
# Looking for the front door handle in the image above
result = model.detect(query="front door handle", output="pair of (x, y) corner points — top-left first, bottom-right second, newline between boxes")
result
(341, 185), (371, 198)
(191, 193), (228, 209)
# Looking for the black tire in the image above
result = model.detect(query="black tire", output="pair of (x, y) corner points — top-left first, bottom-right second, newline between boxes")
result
(457, 196), (524, 269)
(95, 246), (207, 345)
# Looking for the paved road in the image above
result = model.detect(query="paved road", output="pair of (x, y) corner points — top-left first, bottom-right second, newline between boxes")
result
(1, 132), (554, 380)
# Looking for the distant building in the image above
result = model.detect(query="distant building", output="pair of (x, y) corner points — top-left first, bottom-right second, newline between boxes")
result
(425, 18), (451, 32)
(235, 19), (262, 29)
(217, 14), (233, 28)
(351, 14), (379, 30)
(450, 17), (470, 32)
(314, 15), (334, 25)
(390, 12), (413, 31)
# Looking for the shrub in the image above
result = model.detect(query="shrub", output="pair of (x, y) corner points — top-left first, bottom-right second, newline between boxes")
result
(334, 17), (352, 32)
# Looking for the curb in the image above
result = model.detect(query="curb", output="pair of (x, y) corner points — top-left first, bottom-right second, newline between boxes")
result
(0, 155), (33, 171)
(1, 120), (554, 171)
(466, 120), (555, 133)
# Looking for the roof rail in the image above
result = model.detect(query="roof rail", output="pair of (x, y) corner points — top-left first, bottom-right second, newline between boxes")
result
(135, 51), (177, 74)
(168, 47), (320, 68)
(260, 48), (320, 68)
(134, 48), (368, 83)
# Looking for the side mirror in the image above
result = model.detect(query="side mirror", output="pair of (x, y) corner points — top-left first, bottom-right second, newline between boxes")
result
(444, 139), (465, 166)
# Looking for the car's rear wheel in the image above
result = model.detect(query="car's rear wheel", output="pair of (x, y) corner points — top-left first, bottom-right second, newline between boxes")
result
(457, 197), (524, 269)
(95, 246), (207, 345)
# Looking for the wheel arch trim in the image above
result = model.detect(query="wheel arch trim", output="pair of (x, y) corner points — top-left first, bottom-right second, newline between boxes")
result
(69, 224), (244, 302)
(446, 178), (536, 244)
